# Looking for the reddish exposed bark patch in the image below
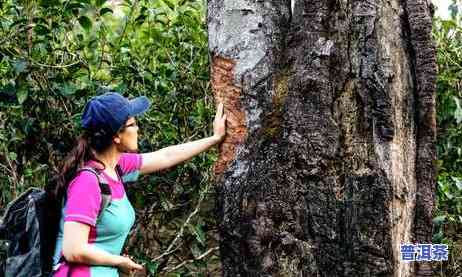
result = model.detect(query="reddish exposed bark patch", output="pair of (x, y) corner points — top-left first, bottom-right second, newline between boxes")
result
(211, 56), (247, 177)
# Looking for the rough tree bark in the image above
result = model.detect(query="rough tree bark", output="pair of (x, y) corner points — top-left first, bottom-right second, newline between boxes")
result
(207, 0), (437, 276)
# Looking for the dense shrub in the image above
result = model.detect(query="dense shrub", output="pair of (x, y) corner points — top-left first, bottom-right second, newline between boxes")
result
(433, 17), (462, 276)
(0, 0), (219, 275)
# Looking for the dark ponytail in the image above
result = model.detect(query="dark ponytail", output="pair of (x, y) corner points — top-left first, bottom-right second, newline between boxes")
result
(49, 128), (115, 204)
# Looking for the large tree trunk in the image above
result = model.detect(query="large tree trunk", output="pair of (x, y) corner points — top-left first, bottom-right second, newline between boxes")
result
(207, 0), (437, 276)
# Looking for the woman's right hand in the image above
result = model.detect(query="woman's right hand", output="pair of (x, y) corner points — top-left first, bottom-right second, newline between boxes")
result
(116, 255), (144, 274)
(213, 102), (227, 142)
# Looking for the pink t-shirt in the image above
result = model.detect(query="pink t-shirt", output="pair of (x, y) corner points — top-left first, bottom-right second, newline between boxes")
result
(64, 153), (142, 226)
(53, 152), (143, 277)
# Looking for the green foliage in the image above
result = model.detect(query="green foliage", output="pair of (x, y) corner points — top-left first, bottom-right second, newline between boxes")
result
(0, 0), (219, 275)
(434, 17), (462, 231)
(433, 16), (462, 276)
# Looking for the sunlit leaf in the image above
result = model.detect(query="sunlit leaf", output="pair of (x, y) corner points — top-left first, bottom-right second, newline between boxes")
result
(453, 96), (462, 123)
(193, 224), (206, 246)
(8, 152), (17, 161)
(99, 7), (113, 16)
(451, 176), (462, 190)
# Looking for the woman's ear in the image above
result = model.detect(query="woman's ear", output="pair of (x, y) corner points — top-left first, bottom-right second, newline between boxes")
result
(113, 135), (121, 144)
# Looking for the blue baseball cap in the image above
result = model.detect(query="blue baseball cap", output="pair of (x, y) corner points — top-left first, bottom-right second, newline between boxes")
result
(81, 92), (150, 135)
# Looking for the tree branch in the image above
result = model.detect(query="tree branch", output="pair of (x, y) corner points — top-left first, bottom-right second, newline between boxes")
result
(165, 246), (219, 272)
(151, 182), (210, 262)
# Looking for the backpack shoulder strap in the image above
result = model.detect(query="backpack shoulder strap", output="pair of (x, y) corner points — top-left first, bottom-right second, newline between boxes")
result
(115, 164), (124, 185)
(76, 167), (112, 222)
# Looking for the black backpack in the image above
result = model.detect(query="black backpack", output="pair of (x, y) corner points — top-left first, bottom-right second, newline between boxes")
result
(0, 165), (122, 277)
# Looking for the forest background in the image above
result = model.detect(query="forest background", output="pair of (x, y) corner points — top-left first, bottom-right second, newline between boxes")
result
(0, 0), (460, 276)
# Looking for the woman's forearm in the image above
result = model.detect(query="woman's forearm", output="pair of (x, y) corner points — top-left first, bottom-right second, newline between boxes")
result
(64, 244), (122, 267)
(139, 135), (223, 174)
(162, 135), (221, 166)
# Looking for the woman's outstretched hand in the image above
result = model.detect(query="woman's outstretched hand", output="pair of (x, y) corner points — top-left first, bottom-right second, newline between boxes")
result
(213, 102), (227, 143)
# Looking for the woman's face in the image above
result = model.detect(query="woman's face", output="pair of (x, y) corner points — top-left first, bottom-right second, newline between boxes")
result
(115, 117), (139, 152)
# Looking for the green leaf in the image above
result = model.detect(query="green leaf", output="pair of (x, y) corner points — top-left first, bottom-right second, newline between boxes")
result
(453, 96), (462, 124)
(432, 230), (444, 243)
(12, 60), (27, 74)
(135, 14), (146, 25)
(95, 0), (107, 7)
(433, 215), (446, 225)
(146, 261), (159, 275)
(99, 7), (113, 16)
(113, 82), (128, 93)
(160, 0), (175, 10)
(24, 168), (33, 177)
(444, 190), (454, 199)
(160, 198), (173, 211)
(66, 2), (85, 10)
(193, 224), (206, 246)
(34, 23), (50, 35)
(189, 242), (202, 258)
(78, 16), (92, 31)
(10, 18), (28, 28)
(8, 152), (17, 161)
(178, 0), (188, 7)
(60, 82), (78, 96)
(16, 87), (28, 104)
(442, 19), (457, 31)
(65, 2), (85, 16)
(451, 176), (462, 190)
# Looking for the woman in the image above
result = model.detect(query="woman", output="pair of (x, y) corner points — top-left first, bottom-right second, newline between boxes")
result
(51, 92), (227, 276)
